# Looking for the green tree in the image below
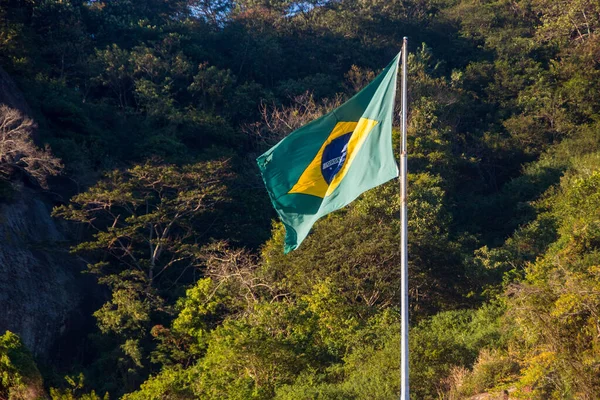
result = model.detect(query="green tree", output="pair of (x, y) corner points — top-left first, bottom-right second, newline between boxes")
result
(53, 161), (230, 390)
(49, 374), (108, 400)
(0, 331), (45, 400)
(506, 157), (600, 399)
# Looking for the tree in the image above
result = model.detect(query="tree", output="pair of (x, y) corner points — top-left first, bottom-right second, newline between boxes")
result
(506, 162), (600, 399)
(0, 331), (45, 400)
(0, 105), (62, 187)
(189, 0), (234, 26)
(532, 0), (600, 44)
(53, 160), (230, 390)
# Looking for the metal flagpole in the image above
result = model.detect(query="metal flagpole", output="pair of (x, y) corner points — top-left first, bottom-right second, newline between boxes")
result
(400, 36), (410, 400)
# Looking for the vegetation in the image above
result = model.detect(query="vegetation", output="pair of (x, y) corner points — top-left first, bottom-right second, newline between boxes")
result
(1, 0), (600, 398)
(0, 105), (62, 188)
(0, 331), (45, 399)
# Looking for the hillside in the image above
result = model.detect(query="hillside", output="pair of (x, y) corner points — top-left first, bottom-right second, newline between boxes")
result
(0, 0), (599, 399)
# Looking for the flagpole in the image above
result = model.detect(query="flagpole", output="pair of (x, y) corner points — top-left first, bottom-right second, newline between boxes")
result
(400, 37), (409, 400)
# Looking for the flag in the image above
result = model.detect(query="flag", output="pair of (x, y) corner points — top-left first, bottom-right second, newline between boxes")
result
(257, 53), (400, 253)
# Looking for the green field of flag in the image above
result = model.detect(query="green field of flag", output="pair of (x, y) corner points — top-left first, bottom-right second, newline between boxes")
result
(257, 53), (400, 253)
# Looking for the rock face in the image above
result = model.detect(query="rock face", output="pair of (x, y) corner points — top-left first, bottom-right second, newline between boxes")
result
(0, 182), (83, 358)
(0, 65), (86, 359)
(0, 66), (33, 115)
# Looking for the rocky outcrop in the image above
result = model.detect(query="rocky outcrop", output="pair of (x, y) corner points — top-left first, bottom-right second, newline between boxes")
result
(0, 66), (33, 115)
(0, 181), (84, 358)
(0, 65), (87, 359)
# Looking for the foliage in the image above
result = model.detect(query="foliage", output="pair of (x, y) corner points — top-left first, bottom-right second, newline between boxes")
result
(505, 154), (600, 399)
(409, 304), (505, 399)
(52, 161), (230, 392)
(49, 374), (108, 400)
(0, 331), (44, 400)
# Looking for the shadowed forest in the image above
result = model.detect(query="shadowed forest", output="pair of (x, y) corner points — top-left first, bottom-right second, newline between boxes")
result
(1, 0), (600, 399)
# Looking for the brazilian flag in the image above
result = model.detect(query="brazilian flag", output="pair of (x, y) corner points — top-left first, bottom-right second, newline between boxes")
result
(257, 53), (400, 253)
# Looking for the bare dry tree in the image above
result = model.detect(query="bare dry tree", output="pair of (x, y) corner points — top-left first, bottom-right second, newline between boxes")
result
(243, 91), (345, 148)
(243, 64), (398, 149)
(202, 242), (290, 311)
(0, 105), (62, 187)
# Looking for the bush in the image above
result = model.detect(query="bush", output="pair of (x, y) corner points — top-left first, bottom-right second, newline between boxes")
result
(448, 349), (519, 398)
(0, 331), (45, 399)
